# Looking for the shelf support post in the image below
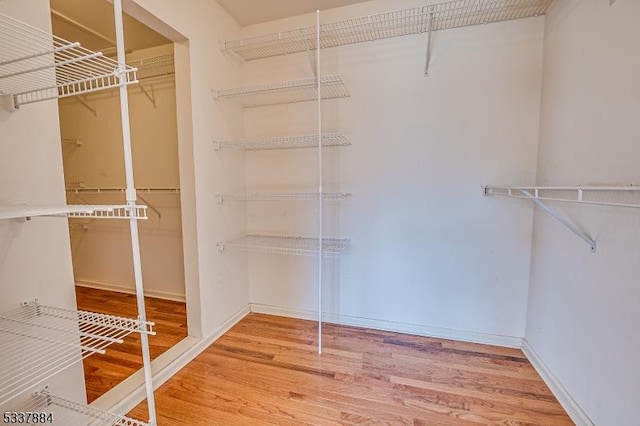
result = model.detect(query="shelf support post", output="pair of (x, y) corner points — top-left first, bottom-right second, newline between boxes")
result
(113, 0), (157, 423)
(424, 8), (434, 76)
(316, 10), (324, 355)
(519, 190), (597, 253)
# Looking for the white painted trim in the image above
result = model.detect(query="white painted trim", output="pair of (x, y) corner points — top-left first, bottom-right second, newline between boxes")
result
(91, 304), (250, 415)
(250, 303), (523, 348)
(75, 279), (186, 302)
(522, 339), (595, 426)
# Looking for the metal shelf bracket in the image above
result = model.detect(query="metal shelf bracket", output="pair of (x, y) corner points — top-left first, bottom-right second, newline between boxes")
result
(483, 186), (597, 253)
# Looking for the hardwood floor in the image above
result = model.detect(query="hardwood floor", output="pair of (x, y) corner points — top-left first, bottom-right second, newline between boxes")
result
(129, 313), (573, 425)
(75, 286), (188, 403)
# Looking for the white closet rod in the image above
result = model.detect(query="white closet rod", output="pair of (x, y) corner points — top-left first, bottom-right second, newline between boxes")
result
(316, 10), (323, 355)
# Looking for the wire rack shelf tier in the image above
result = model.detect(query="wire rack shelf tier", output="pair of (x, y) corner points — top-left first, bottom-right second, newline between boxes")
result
(483, 185), (640, 209)
(0, 12), (138, 108)
(0, 205), (148, 220)
(128, 53), (174, 80)
(222, 0), (552, 61)
(213, 75), (350, 108)
(217, 192), (352, 202)
(66, 187), (181, 195)
(14, 390), (149, 426)
(214, 133), (350, 151)
(0, 301), (154, 405)
(219, 234), (350, 257)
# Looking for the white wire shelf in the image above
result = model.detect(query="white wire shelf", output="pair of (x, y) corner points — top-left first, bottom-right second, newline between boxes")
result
(0, 205), (148, 220)
(218, 234), (350, 257)
(65, 187), (181, 195)
(217, 192), (352, 202)
(0, 12), (138, 108)
(212, 75), (350, 108)
(214, 133), (351, 151)
(483, 185), (640, 209)
(128, 53), (174, 80)
(14, 390), (149, 426)
(222, 0), (551, 61)
(0, 301), (154, 405)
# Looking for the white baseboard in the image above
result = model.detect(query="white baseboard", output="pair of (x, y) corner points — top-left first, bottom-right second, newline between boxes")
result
(92, 304), (250, 415)
(75, 279), (186, 303)
(249, 303), (523, 348)
(522, 339), (594, 426)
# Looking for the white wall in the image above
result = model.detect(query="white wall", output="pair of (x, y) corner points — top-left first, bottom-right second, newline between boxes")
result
(0, 0), (86, 409)
(59, 44), (186, 301)
(240, 0), (545, 343)
(124, 0), (248, 338)
(526, 1), (640, 425)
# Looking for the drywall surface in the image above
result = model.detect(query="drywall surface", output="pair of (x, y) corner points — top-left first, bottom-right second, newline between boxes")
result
(127, 0), (247, 337)
(239, 0), (544, 341)
(0, 0), (86, 409)
(526, 0), (640, 424)
(59, 44), (186, 301)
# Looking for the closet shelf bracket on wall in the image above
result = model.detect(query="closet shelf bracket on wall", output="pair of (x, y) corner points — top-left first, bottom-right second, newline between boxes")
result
(0, 300), (154, 405)
(212, 75), (350, 108)
(20, 390), (150, 426)
(480, 185), (640, 253)
(0, 12), (138, 109)
(214, 133), (351, 151)
(218, 234), (350, 257)
(221, 0), (552, 65)
(217, 192), (352, 202)
(74, 95), (97, 116)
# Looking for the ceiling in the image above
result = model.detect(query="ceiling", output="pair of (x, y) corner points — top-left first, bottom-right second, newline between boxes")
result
(50, 0), (170, 55)
(216, 0), (373, 26)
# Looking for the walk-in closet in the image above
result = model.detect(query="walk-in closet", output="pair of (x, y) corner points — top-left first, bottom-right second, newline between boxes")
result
(1, 0), (638, 425)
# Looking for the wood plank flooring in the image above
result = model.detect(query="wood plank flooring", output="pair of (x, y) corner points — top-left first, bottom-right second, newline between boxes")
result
(129, 313), (573, 425)
(75, 286), (188, 402)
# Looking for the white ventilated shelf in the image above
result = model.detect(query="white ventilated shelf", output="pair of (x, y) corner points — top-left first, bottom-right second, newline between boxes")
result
(483, 185), (640, 209)
(0, 205), (148, 220)
(214, 133), (350, 151)
(213, 75), (350, 108)
(222, 0), (551, 60)
(0, 12), (138, 107)
(128, 53), (174, 80)
(66, 187), (181, 195)
(0, 301), (154, 405)
(218, 234), (350, 257)
(218, 192), (352, 202)
(14, 390), (148, 426)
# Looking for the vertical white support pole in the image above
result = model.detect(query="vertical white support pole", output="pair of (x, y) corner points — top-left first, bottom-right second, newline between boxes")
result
(316, 10), (323, 355)
(113, 0), (157, 423)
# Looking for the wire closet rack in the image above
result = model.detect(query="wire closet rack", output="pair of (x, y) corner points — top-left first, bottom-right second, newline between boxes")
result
(0, 301), (154, 405)
(0, 12), (137, 108)
(0, 205), (148, 220)
(214, 133), (351, 151)
(16, 390), (148, 426)
(218, 235), (350, 257)
(128, 53), (174, 80)
(222, 0), (552, 60)
(217, 192), (352, 202)
(213, 75), (350, 108)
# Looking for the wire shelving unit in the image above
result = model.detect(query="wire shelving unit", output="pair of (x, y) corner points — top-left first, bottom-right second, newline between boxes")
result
(218, 234), (350, 258)
(15, 390), (149, 426)
(1, 2), (157, 423)
(0, 204), (148, 220)
(0, 12), (138, 108)
(222, 0), (552, 61)
(217, 192), (351, 202)
(212, 75), (350, 108)
(0, 301), (154, 405)
(214, 133), (350, 151)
